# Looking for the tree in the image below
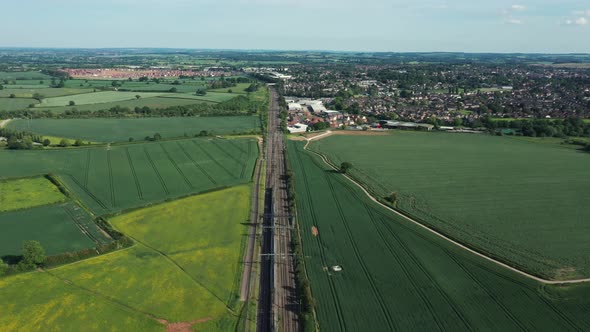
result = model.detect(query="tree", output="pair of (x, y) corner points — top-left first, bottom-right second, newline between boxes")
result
(74, 139), (83, 146)
(0, 259), (8, 276)
(153, 133), (162, 141)
(340, 162), (352, 174)
(128, 137), (135, 142)
(69, 100), (76, 106)
(32, 93), (44, 101)
(22, 240), (46, 266)
(386, 192), (398, 204)
(9, 93), (15, 98)
(135, 95), (141, 100)
(59, 139), (70, 147)
(42, 139), (51, 147)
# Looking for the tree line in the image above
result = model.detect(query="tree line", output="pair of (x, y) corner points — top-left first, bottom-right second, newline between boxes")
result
(0, 95), (263, 120)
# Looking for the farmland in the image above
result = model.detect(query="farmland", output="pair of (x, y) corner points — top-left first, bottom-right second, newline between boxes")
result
(7, 116), (261, 142)
(0, 137), (258, 215)
(0, 71), (253, 113)
(0, 185), (252, 331)
(0, 88), (92, 99)
(309, 132), (590, 279)
(0, 202), (110, 257)
(37, 91), (169, 107)
(32, 96), (213, 113)
(0, 98), (38, 111)
(0, 177), (66, 212)
(111, 185), (251, 312)
(0, 71), (51, 80)
(287, 139), (590, 331)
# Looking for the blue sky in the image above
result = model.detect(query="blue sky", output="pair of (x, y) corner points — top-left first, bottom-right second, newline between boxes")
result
(1, 0), (589, 53)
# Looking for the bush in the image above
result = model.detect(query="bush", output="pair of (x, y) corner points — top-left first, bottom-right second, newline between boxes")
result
(59, 139), (70, 147)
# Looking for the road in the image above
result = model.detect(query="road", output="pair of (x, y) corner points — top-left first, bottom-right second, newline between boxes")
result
(304, 136), (590, 285)
(257, 87), (299, 332)
(0, 119), (11, 128)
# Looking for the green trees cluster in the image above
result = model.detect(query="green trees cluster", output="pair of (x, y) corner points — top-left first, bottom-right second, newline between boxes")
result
(1, 240), (47, 276)
(0, 128), (44, 150)
(482, 117), (590, 138)
(340, 162), (352, 174)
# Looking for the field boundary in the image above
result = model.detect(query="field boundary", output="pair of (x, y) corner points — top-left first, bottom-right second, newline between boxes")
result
(0, 119), (11, 128)
(302, 137), (590, 285)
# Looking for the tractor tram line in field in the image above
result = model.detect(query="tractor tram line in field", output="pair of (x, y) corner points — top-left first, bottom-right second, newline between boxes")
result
(143, 147), (170, 195)
(288, 141), (590, 331)
(191, 140), (237, 180)
(323, 175), (397, 331)
(176, 141), (218, 185)
(292, 145), (347, 331)
(303, 136), (590, 285)
(159, 144), (194, 189)
(125, 148), (144, 200)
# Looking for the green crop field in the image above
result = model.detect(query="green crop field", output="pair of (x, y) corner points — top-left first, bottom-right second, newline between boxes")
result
(309, 132), (590, 279)
(0, 185), (252, 331)
(37, 91), (169, 107)
(0, 71), (51, 80)
(32, 96), (214, 113)
(0, 138), (258, 215)
(8, 116), (261, 142)
(0, 177), (66, 212)
(287, 139), (590, 331)
(0, 98), (38, 111)
(0, 201), (110, 257)
(163, 92), (241, 103)
(64, 80), (208, 93)
(208, 83), (252, 94)
(0, 88), (92, 99)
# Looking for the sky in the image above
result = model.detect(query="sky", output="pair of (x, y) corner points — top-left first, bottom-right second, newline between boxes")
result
(1, 0), (589, 53)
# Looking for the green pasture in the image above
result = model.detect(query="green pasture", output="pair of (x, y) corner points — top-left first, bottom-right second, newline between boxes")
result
(7, 116), (261, 142)
(309, 132), (590, 279)
(0, 138), (258, 215)
(0, 177), (66, 212)
(288, 139), (590, 331)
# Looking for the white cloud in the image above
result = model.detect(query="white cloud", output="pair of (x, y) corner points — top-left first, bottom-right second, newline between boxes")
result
(572, 10), (590, 17)
(507, 18), (523, 25)
(575, 17), (589, 25)
(511, 4), (526, 11)
(564, 17), (589, 26)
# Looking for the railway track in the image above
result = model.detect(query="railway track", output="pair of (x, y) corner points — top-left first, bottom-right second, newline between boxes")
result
(257, 87), (299, 332)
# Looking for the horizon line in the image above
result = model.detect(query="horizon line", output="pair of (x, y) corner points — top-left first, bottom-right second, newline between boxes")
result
(0, 46), (589, 56)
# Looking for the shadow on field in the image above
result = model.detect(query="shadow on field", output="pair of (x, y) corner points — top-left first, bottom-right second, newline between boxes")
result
(1, 255), (22, 265)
